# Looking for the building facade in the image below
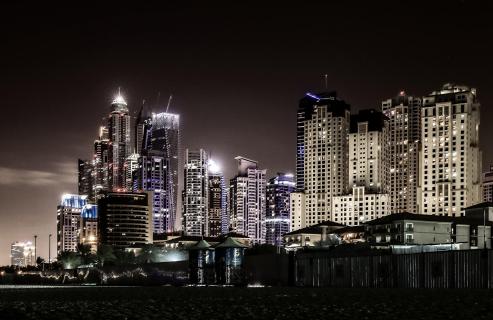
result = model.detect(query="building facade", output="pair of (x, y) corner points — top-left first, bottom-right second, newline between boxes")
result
(108, 92), (131, 191)
(141, 111), (180, 233)
(124, 152), (140, 191)
(296, 92), (351, 227)
(80, 204), (98, 252)
(332, 109), (391, 226)
(93, 126), (111, 198)
(134, 155), (171, 234)
(97, 192), (153, 250)
(208, 159), (227, 237)
(419, 84), (482, 216)
(78, 159), (94, 202)
(381, 92), (421, 213)
(183, 149), (209, 236)
(10, 241), (35, 267)
(57, 194), (87, 255)
(365, 212), (491, 250)
(483, 165), (493, 203)
(229, 156), (267, 244)
(290, 192), (306, 231)
(265, 173), (295, 246)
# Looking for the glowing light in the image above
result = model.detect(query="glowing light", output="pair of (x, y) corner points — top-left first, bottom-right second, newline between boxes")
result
(112, 94), (127, 106)
(208, 159), (221, 174)
(306, 92), (320, 101)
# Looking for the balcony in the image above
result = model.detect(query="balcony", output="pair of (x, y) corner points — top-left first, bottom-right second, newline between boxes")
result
(405, 226), (414, 232)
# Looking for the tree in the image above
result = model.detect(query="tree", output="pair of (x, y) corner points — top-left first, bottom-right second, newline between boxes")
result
(58, 251), (82, 270)
(136, 244), (160, 264)
(96, 245), (116, 267)
(36, 256), (45, 265)
(114, 250), (136, 266)
(76, 243), (94, 265)
(315, 234), (341, 247)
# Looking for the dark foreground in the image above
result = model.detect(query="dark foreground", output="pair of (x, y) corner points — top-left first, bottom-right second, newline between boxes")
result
(0, 286), (492, 320)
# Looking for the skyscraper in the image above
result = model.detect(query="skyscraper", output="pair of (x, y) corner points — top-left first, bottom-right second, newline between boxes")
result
(108, 91), (131, 191)
(418, 84), (482, 216)
(139, 111), (180, 233)
(98, 192), (153, 250)
(134, 101), (150, 155)
(229, 156), (266, 244)
(208, 159), (227, 237)
(483, 165), (493, 203)
(93, 126), (111, 198)
(332, 109), (391, 225)
(124, 152), (140, 191)
(294, 92), (350, 228)
(381, 92), (421, 213)
(10, 241), (35, 267)
(78, 159), (94, 201)
(265, 173), (295, 246)
(80, 204), (98, 252)
(134, 155), (171, 234)
(183, 149), (209, 236)
(57, 194), (87, 255)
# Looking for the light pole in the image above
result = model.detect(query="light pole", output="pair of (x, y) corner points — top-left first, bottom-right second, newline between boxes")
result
(48, 234), (52, 264)
(34, 234), (38, 265)
(484, 207), (487, 249)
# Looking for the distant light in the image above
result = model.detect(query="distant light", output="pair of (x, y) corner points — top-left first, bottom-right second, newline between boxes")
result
(112, 94), (127, 106)
(399, 91), (405, 96)
(306, 92), (320, 101)
(208, 159), (221, 174)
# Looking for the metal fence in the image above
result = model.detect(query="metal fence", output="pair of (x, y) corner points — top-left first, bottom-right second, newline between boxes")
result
(295, 249), (493, 288)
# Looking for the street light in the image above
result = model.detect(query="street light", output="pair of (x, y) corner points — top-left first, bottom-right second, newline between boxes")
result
(34, 235), (38, 265)
(48, 234), (52, 264)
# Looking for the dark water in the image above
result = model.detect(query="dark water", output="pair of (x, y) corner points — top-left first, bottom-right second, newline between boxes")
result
(0, 286), (491, 319)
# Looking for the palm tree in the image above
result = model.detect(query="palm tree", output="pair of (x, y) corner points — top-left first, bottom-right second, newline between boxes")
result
(96, 245), (116, 267)
(136, 244), (160, 264)
(76, 243), (93, 265)
(58, 251), (82, 270)
(114, 250), (136, 266)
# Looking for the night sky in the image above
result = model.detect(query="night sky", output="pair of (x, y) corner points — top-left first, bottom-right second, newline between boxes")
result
(0, 1), (491, 264)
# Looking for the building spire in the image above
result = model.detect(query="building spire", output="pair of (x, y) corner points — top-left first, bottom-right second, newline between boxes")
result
(166, 94), (173, 113)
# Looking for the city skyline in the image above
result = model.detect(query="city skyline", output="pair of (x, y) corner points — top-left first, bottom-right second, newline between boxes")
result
(0, 1), (492, 265)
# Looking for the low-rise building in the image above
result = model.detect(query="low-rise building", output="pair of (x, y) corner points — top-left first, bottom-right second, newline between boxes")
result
(284, 221), (345, 251)
(463, 202), (493, 222)
(365, 212), (492, 251)
(163, 232), (250, 250)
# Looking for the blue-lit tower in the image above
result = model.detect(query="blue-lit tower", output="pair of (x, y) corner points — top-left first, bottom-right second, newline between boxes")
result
(265, 173), (295, 246)
(57, 194), (87, 255)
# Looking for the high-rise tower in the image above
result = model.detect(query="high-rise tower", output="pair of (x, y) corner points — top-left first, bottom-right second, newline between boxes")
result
(229, 156), (267, 244)
(418, 84), (481, 216)
(265, 173), (295, 246)
(208, 159), (227, 237)
(294, 92), (350, 228)
(93, 126), (110, 198)
(138, 111), (180, 233)
(332, 109), (391, 225)
(108, 91), (131, 191)
(381, 92), (421, 213)
(78, 159), (94, 201)
(183, 149), (209, 236)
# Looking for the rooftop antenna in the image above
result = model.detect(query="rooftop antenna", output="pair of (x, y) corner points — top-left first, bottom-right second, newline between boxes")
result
(118, 86), (121, 96)
(166, 94), (173, 113)
(323, 74), (328, 90)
